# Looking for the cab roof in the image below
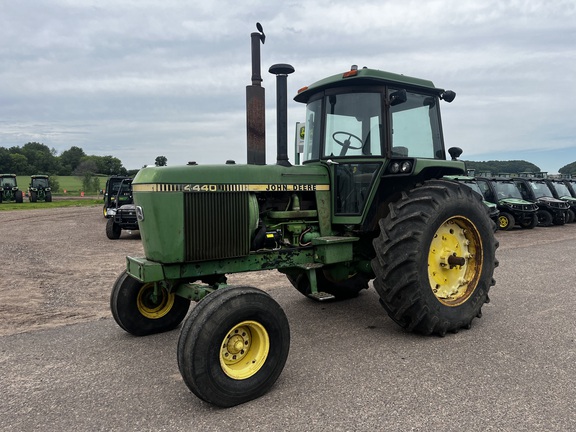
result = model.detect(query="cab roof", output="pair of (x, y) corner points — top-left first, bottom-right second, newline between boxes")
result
(294, 66), (443, 103)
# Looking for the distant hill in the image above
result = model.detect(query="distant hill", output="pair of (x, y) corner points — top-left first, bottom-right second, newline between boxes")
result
(463, 160), (541, 176)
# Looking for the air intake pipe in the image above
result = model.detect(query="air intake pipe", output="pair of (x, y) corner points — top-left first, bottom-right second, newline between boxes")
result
(269, 63), (295, 167)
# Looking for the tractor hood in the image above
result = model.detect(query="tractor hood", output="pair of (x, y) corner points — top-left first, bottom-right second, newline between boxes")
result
(132, 163), (330, 191)
(537, 196), (567, 205)
(499, 197), (535, 206)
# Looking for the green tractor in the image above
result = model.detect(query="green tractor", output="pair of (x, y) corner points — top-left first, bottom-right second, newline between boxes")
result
(0, 174), (23, 203)
(28, 175), (53, 202)
(110, 25), (498, 407)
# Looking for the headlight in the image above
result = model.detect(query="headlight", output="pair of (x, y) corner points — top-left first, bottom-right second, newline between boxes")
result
(400, 161), (412, 173)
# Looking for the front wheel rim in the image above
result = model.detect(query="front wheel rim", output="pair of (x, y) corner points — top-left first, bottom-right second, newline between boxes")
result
(428, 216), (483, 306)
(136, 284), (175, 319)
(220, 321), (270, 380)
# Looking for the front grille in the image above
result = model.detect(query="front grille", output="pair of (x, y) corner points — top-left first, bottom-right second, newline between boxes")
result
(184, 192), (250, 261)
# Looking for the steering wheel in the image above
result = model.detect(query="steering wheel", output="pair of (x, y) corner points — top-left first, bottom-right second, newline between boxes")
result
(332, 131), (363, 156)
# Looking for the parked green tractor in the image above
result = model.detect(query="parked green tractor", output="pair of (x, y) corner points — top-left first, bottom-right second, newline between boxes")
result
(28, 175), (52, 202)
(110, 25), (498, 407)
(0, 174), (23, 203)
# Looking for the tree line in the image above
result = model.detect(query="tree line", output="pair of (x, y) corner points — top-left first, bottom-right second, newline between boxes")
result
(464, 159), (576, 176)
(0, 142), (135, 177)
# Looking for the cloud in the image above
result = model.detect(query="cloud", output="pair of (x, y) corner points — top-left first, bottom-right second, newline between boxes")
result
(0, 0), (575, 172)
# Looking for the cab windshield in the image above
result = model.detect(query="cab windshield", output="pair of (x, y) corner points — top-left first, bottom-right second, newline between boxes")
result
(494, 181), (523, 200)
(301, 88), (444, 162)
(32, 178), (48, 188)
(530, 181), (554, 198)
(2, 177), (16, 188)
(552, 182), (571, 197)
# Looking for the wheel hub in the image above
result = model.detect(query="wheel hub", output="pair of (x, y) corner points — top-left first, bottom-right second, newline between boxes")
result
(428, 217), (482, 306)
(220, 321), (269, 380)
(136, 284), (175, 319)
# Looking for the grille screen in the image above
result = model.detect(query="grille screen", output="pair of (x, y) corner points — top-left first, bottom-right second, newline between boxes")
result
(184, 192), (250, 261)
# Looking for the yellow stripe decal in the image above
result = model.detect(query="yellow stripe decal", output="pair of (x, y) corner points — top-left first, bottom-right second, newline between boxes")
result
(132, 183), (330, 192)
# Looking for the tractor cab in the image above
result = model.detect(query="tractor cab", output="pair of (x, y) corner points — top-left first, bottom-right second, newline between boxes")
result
(0, 174), (23, 203)
(28, 175), (52, 202)
(294, 66), (462, 221)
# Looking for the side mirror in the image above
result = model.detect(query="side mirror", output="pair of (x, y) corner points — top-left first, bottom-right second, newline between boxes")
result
(441, 90), (456, 103)
(390, 89), (407, 106)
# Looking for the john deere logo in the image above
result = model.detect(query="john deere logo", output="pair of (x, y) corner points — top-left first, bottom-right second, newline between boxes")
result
(299, 126), (305, 139)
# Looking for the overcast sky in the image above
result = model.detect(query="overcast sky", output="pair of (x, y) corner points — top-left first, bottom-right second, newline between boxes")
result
(1, 0), (575, 173)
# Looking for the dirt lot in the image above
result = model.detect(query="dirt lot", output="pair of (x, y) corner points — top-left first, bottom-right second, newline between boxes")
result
(3, 204), (576, 338)
(0, 205), (279, 337)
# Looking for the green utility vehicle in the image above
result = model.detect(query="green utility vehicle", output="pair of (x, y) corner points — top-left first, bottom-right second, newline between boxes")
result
(443, 176), (500, 227)
(28, 175), (52, 202)
(475, 177), (539, 230)
(0, 174), (23, 203)
(110, 25), (498, 407)
(103, 175), (132, 217)
(513, 177), (569, 226)
(565, 179), (576, 197)
(106, 178), (139, 239)
(544, 179), (576, 223)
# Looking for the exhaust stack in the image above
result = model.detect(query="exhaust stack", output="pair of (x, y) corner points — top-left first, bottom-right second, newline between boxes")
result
(269, 63), (295, 167)
(246, 23), (266, 165)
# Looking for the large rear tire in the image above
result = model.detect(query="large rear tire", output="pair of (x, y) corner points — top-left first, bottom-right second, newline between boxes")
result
(371, 179), (498, 336)
(110, 270), (190, 336)
(177, 286), (290, 407)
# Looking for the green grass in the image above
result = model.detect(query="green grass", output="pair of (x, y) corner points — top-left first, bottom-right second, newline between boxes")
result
(15, 175), (108, 195)
(0, 199), (102, 211)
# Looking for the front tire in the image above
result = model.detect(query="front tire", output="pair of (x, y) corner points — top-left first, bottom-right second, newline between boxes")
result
(519, 214), (538, 229)
(537, 210), (553, 227)
(371, 179), (498, 336)
(177, 286), (290, 407)
(106, 218), (122, 239)
(498, 212), (515, 230)
(110, 270), (191, 336)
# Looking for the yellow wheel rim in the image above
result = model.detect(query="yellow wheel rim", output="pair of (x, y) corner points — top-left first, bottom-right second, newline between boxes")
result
(136, 283), (175, 319)
(428, 216), (483, 306)
(498, 215), (509, 229)
(220, 321), (270, 380)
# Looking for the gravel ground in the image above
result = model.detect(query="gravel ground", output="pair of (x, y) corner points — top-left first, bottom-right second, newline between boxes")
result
(0, 205), (276, 337)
